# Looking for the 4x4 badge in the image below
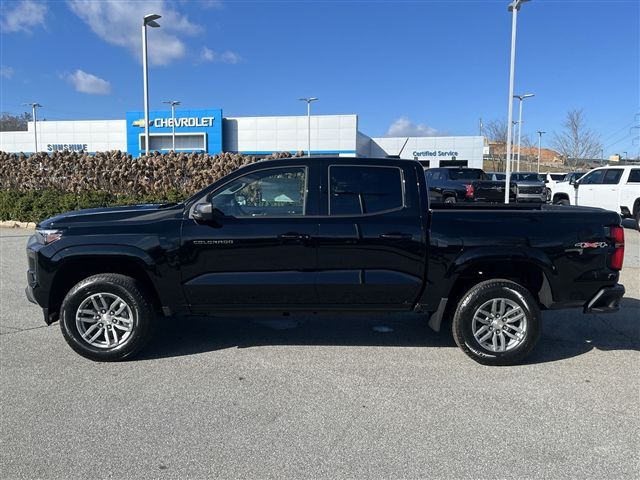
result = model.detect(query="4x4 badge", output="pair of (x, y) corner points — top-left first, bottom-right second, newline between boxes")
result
(574, 242), (608, 248)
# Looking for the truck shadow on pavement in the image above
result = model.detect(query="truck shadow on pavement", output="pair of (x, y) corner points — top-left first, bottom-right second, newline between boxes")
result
(138, 298), (640, 365)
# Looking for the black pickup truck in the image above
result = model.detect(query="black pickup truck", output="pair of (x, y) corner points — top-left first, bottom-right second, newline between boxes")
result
(425, 167), (517, 203)
(26, 157), (626, 365)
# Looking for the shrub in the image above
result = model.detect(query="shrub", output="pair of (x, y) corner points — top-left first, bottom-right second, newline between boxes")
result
(0, 150), (303, 222)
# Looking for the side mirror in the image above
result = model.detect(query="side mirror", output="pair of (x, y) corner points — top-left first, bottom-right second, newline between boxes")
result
(572, 179), (580, 189)
(192, 202), (213, 222)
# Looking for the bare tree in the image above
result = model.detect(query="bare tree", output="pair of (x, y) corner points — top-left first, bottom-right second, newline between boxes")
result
(0, 112), (32, 132)
(485, 119), (509, 170)
(551, 109), (602, 171)
(521, 134), (535, 169)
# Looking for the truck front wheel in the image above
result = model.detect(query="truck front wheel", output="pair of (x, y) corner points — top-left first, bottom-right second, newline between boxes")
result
(60, 274), (154, 361)
(451, 279), (541, 366)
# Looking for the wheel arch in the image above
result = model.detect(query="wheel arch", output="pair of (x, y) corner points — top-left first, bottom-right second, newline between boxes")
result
(48, 252), (163, 322)
(427, 252), (553, 332)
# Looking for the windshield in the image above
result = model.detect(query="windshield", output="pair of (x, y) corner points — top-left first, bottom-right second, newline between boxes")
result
(512, 173), (543, 182)
(449, 169), (486, 180)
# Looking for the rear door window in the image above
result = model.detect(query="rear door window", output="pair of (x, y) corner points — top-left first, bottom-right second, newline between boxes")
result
(449, 169), (484, 180)
(602, 169), (623, 185)
(329, 166), (404, 216)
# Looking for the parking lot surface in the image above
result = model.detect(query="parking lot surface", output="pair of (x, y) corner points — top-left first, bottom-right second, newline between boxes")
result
(1, 225), (639, 479)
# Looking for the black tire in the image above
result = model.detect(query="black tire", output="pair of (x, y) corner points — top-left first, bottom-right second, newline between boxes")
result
(444, 196), (457, 204)
(635, 206), (640, 231)
(555, 197), (569, 206)
(451, 279), (541, 366)
(60, 274), (154, 361)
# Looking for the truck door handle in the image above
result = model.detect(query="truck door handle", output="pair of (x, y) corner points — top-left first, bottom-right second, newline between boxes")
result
(379, 233), (413, 240)
(279, 233), (311, 241)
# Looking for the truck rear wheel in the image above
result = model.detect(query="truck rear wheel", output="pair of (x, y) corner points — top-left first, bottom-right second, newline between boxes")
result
(60, 274), (154, 361)
(444, 196), (456, 204)
(451, 279), (541, 366)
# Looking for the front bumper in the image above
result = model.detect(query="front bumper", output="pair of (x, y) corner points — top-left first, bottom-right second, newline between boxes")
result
(584, 284), (625, 313)
(516, 194), (547, 203)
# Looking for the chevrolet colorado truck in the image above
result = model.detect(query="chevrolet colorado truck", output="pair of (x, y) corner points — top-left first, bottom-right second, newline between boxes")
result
(26, 157), (626, 365)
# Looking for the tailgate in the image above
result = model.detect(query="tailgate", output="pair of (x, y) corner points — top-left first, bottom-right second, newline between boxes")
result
(473, 181), (508, 202)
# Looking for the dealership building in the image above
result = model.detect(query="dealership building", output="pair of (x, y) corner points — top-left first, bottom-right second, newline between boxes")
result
(0, 108), (485, 168)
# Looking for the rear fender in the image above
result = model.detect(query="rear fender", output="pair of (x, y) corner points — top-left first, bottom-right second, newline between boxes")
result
(419, 246), (555, 319)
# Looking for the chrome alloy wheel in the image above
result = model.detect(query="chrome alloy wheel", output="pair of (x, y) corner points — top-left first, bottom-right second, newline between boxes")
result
(75, 293), (134, 349)
(471, 298), (528, 353)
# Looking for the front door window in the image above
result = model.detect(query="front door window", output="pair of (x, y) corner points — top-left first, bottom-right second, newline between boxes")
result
(210, 167), (307, 217)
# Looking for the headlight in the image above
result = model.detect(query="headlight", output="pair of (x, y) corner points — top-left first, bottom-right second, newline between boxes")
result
(36, 229), (64, 245)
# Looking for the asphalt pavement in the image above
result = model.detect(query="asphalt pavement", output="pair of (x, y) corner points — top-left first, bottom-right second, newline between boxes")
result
(1, 225), (638, 479)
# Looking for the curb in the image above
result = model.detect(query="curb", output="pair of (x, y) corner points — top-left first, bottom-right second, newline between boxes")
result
(0, 221), (37, 229)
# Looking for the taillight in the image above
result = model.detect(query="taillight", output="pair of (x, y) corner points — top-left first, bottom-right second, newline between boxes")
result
(464, 184), (475, 199)
(609, 225), (625, 270)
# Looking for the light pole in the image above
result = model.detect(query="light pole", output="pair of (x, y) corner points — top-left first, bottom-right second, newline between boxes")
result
(298, 97), (318, 157)
(514, 93), (535, 171)
(504, 0), (530, 203)
(142, 13), (161, 155)
(162, 100), (180, 151)
(23, 102), (43, 153)
(512, 120), (519, 172)
(536, 130), (545, 173)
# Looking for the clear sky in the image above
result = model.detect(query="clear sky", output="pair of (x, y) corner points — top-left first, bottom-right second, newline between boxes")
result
(1, 0), (638, 157)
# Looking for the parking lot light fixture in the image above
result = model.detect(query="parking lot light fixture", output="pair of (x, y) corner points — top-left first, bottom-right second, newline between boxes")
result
(514, 93), (535, 171)
(162, 100), (181, 151)
(537, 130), (545, 173)
(23, 102), (43, 154)
(142, 14), (161, 155)
(298, 97), (318, 157)
(504, 0), (531, 203)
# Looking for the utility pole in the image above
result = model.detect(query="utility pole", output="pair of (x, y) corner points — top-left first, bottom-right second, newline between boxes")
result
(23, 102), (43, 153)
(142, 14), (161, 155)
(162, 100), (181, 151)
(298, 97), (318, 157)
(536, 130), (545, 173)
(504, 0), (531, 203)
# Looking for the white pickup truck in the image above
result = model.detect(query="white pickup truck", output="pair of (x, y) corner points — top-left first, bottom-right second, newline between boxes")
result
(550, 165), (640, 228)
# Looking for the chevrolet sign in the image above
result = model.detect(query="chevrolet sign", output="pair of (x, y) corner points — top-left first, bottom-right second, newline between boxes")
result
(131, 117), (215, 128)
(153, 117), (215, 128)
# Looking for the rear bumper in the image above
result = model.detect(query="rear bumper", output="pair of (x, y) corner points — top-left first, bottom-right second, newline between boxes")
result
(583, 284), (625, 314)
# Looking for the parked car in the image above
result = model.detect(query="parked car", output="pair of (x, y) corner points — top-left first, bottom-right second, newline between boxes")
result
(26, 157), (626, 366)
(550, 165), (640, 228)
(545, 172), (567, 193)
(508, 172), (548, 203)
(425, 167), (516, 203)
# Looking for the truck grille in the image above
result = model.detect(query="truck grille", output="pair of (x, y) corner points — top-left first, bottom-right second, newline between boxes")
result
(519, 186), (543, 194)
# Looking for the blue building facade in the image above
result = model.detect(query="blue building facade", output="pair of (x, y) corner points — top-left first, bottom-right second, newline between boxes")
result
(125, 108), (223, 157)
